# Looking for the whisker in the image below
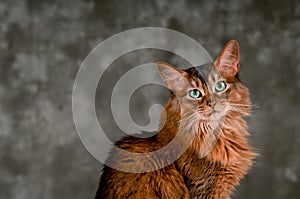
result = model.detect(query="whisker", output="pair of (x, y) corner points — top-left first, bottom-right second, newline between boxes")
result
(229, 104), (259, 108)
(174, 112), (199, 124)
(228, 107), (250, 116)
(227, 100), (260, 107)
(228, 104), (251, 107)
(227, 103), (259, 111)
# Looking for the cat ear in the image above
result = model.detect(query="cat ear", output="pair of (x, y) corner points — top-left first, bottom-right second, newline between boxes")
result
(156, 61), (189, 92)
(214, 40), (240, 78)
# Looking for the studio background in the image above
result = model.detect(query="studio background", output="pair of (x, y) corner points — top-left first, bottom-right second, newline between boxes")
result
(0, 0), (299, 198)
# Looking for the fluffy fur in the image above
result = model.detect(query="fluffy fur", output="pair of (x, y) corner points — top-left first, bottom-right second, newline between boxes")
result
(95, 40), (256, 199)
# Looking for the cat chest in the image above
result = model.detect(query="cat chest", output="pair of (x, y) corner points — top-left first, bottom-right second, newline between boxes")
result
(177, 158), (241, 198)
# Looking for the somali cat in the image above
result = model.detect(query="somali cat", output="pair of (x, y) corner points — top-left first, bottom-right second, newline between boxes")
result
(95, 40), (256, 199)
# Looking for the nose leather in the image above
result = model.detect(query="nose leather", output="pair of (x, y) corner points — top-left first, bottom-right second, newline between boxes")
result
(207, 99), (216, 108)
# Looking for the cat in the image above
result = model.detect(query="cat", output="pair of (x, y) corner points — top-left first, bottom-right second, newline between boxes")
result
(95, 40), (256, 199)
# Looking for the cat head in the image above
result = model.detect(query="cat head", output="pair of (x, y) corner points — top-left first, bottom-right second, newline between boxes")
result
(157, 40), (250, 131)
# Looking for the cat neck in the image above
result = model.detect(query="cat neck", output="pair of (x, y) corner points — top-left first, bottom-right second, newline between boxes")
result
(157, 96), (255, 166)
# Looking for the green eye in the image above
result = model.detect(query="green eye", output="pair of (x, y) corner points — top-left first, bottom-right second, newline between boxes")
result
(189, 89), (202, 99)
(215, 81), (227, 92)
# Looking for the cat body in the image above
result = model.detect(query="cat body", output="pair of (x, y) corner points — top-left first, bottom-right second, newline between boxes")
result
(95, 40), (256, 199)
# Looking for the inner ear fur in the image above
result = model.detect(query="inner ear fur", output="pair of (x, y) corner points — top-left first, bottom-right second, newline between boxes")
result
(156, 61), (189, 92)
(214, 40), (240, 78)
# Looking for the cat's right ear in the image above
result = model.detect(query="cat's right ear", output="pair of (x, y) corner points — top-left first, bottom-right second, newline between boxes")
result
(214, 40), (240, 78)
(156, 61), (189, 92)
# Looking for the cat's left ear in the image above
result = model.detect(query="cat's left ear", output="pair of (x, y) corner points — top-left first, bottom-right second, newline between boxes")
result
(214, 40), (240, 78)
(156, 61), (189, 93)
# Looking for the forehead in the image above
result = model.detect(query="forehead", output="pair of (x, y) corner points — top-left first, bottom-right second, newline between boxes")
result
(184, 63), (220, 86)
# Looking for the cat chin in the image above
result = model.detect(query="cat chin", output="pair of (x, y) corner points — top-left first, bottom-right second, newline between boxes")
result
(200, 112), (227, 123)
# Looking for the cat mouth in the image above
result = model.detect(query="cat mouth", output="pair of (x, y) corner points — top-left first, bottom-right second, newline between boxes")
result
(203, 108), (219, 116)
(208, 109), (217, 115)
(201, 109), (225, 121)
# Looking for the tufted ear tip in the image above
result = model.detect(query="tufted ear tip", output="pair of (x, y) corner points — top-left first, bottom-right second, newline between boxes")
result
(156, 61), (178, 71)
(156, 61), (186, 76)
(227, 40), (239, 47)
(156, 61), (188, 92)
(226, 40), (240, 59)
(214, 40), (240, 78)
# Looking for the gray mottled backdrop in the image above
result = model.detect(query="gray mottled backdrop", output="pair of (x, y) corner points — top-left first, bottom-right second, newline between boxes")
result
(0, 0), (299, 198)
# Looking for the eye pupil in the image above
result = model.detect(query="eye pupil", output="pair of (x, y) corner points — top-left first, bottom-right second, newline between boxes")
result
(189, 89), (201, 98)
(215, 81), (227, 92)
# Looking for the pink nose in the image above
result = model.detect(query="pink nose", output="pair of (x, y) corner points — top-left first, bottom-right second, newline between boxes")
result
(207, 100), (216, 108)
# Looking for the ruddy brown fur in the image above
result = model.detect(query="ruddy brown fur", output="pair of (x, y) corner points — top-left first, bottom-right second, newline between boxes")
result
(95, 40), (256, 199)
